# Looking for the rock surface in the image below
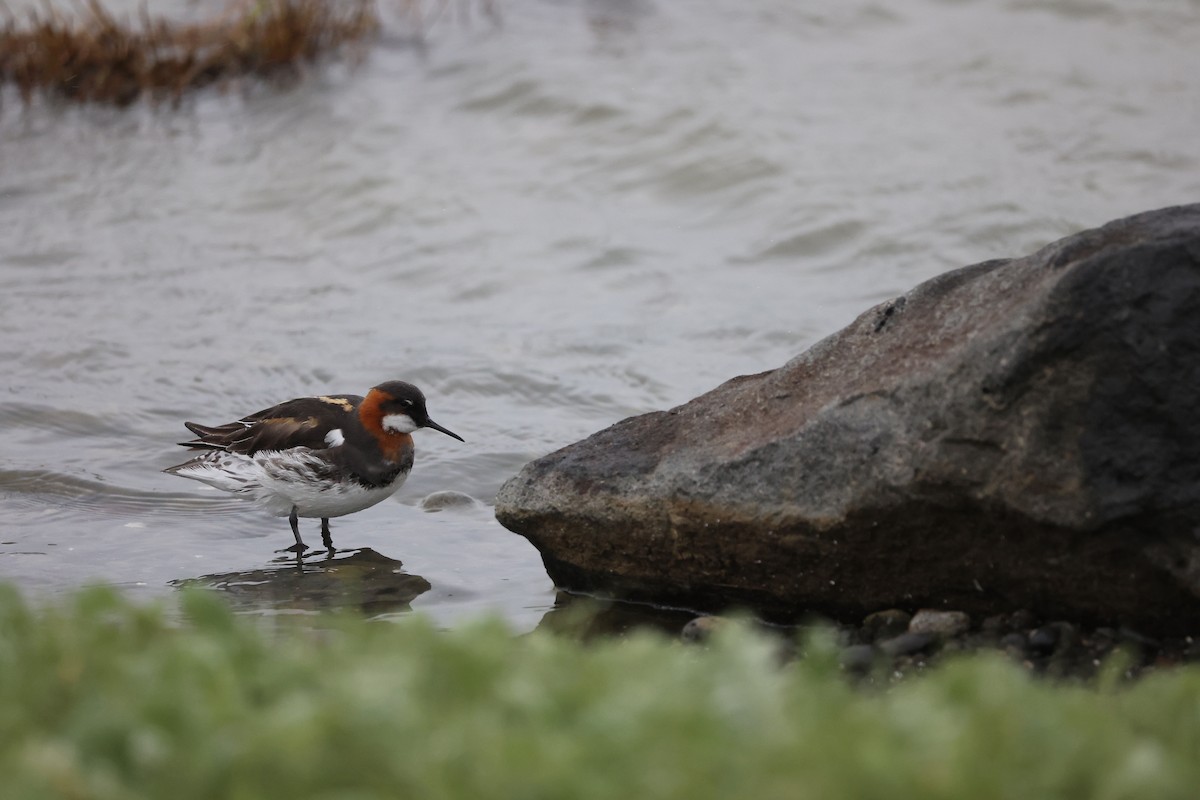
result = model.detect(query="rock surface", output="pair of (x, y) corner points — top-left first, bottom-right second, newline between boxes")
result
(495, 204), (1200, 634)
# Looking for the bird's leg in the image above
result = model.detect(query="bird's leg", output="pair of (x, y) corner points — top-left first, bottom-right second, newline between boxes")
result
(278, 506), (309, 553)
(321, 518), (334, 553)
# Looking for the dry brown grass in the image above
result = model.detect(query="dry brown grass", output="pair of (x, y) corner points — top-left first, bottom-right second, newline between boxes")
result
(0, 0), (381, 106)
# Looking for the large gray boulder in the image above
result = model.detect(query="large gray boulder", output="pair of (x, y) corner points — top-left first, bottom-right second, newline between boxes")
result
(496, 205), (1200, 634)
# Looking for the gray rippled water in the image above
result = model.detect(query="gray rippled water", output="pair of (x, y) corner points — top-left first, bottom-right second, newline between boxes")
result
(1, 0), (1198, 630)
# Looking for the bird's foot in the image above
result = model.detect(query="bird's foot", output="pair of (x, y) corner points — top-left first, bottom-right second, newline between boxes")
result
(276, 543), (310, 554)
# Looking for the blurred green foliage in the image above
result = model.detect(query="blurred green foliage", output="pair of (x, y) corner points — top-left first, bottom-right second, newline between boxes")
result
(0, 584), (1197, 800)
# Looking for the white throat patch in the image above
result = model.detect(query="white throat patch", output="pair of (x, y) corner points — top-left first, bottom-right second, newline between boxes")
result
(381, 413), (418, 434)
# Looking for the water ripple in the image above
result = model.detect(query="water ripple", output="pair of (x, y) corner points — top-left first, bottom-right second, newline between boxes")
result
(0, 402), (138, 438)
(0, 469), (248, 519)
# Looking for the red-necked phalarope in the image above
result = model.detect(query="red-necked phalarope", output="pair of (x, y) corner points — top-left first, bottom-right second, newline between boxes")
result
(165, 380), (463, 553)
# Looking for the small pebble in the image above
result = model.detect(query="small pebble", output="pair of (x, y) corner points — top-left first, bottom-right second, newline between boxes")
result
(908, 609), (970, 638)
(418, 491), (479, 512)
(999, 632), (1028, 655)
(861, 609), (912, 642)
(878, 632), (937, 657)
(1052, 622), (1080, 652)
(1028, 626), (1060, 656)
(681, 616), (727, 643)
(1008, 609), (1037, 631)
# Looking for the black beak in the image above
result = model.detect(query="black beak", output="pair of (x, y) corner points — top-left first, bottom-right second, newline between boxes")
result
(424, 418), (464, 442)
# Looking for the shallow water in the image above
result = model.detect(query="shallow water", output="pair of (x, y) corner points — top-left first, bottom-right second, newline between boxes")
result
(1, 0), (1198, 631)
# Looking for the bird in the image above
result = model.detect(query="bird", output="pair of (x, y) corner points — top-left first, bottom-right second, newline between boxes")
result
(164, 380), (463, 554)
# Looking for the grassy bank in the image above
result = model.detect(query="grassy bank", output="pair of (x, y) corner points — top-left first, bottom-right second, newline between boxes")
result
(1, 585), (1198, 799)
(0, 0), (378, 105)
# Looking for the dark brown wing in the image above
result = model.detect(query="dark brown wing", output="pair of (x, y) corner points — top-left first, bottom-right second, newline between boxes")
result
(177, 394), (362, 456)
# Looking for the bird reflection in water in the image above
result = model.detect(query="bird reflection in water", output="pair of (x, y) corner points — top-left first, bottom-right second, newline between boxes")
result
(173, 548), (430, 616)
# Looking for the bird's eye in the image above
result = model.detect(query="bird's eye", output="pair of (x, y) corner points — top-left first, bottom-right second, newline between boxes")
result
(403, 399), (414, 407)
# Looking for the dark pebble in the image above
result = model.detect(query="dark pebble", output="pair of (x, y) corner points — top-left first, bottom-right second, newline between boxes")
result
(879, 632), (937, 657)
(999, 632), (1028, 654)
(1054, 622), (1080, 652)
(839, 644), (876, 673)
(1007, 609), (1037, 631)
(862, 609), (912, 642)
(1028, 626), (1060, 656)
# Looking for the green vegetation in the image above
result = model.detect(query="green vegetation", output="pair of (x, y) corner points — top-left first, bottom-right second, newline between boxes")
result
(1, 584), (1198, 800)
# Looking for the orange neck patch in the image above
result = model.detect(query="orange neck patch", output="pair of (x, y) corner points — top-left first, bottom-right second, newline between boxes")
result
(359, 389), (414, 462)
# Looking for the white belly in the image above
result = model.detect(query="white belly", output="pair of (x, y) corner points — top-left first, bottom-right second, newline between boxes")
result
(170, 449), (407, 518)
